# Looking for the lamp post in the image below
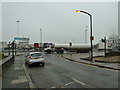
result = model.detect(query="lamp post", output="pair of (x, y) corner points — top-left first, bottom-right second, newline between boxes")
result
(16, 20), (20, 37)
(76, 10), (94, 61)
(8, 42), (10, 55)
(85, 26), (88, 43)
(40, 29), (42, 51)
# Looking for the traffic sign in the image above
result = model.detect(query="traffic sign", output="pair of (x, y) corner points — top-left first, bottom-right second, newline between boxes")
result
(90, 36), (94, 40)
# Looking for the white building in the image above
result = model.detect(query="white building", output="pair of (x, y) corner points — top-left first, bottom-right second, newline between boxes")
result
(97, 34), (120, 51)
(97, 41), (112, 50)
(0, 41), (8, 52)
(0, 41), (8, 49)
(107, 35), (120, 50)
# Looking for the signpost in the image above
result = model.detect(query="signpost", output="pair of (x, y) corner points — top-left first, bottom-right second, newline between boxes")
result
(69, 42), (72, 55)
(101, 37), (106, 57)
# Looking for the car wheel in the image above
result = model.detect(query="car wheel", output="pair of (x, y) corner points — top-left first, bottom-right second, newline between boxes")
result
(28, 64), (32, 68)
(42, 63), (44, 67)
(25, 62), (28, 65)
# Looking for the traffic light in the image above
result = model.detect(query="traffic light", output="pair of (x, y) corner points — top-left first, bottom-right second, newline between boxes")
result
(69, 42), (72, 46)
(101, 39), (105, 42)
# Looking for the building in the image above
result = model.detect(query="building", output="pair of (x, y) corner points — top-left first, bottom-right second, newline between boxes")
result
(0, 41), (8, 51)
(107, 34), (120, 50)
(97, 34), (120, 51)
(97, 40), (112, 50)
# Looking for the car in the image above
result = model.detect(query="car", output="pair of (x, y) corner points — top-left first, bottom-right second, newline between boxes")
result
(25, 52), (45, 67)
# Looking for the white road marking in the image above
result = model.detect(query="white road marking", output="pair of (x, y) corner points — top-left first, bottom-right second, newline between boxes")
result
(45, 66), (49, 67)
(64, 81), (76, 86)
(11, 76), (28, 84)
(50, 86), (56, 88)
(14, 67), (23, 70)
(72, 78), (85, 86)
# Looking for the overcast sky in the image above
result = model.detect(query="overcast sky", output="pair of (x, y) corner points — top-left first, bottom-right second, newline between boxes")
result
(2, 1), (118, 44)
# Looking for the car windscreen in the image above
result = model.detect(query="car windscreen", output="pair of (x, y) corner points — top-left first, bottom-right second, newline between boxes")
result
(31, 53), (42, 57)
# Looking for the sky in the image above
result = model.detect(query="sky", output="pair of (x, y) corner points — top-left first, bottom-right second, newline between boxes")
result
(118, 1), (120, 36)
(1, 1), (119, 44)
(0, 2), (2, 42)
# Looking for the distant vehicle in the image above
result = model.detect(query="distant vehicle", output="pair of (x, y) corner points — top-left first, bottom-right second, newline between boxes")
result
(43, 43), (54, 48)
(34, 43), (39, 51)
(43, 43), (55, 54)
(43, 42), (91, 53)
(54, 43), (91, 53)
(25, 52), (45, 67)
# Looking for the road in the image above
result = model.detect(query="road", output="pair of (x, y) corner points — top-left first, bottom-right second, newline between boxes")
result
(24, 53), (119, 89)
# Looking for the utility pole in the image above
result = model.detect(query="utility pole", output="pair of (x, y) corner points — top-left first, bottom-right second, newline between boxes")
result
(8, 42), (10, 55)
(16, 20), (20, 37)
(69, 42), (72, 55)
(101, 37), (107, 57)
(104, 37), (106, 57)
(15, 43), (16, 55)
(40, 29), (42, 52)
(85, 26), (88, 43)
(11, 41), (15, 57)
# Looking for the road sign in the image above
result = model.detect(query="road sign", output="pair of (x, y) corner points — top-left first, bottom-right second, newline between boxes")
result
(14, 37), (29, 41)
(90, 36), (94, 40)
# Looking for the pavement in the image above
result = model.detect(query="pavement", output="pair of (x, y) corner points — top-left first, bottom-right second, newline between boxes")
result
(2, 54), (34, 89)
(0, 76), (2, 90)
(62, 52), (120, 71)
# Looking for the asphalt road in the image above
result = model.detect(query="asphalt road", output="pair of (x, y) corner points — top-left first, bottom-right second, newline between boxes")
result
(24, 53), (119, 89)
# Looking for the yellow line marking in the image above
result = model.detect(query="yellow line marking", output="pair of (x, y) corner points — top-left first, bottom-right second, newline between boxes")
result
(64, 58), (119, 72)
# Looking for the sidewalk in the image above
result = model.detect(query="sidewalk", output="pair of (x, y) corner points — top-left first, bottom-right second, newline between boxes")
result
(63, 53), (120, 71)
(2, 55), (30, 89)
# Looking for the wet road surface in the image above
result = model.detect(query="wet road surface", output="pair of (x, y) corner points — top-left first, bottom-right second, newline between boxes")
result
(25, 54), (119, 89)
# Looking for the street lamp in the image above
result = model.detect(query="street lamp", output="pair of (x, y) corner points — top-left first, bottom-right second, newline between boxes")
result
(40, 29), (42, 51)
(85, 26), (88, 43)
(16, 20), (20, 37)
(76, 10), (94, 61)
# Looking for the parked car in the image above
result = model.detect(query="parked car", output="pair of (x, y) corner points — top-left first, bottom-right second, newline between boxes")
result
(25, 52), (45, 67)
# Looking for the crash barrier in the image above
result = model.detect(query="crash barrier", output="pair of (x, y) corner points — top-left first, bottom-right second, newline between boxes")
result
(0, 56), (15, 76)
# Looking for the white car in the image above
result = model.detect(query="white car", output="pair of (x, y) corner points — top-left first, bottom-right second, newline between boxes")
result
(25, 52), (45, 67)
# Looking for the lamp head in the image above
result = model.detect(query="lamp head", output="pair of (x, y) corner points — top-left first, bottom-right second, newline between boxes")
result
(76, 10), (81, 13)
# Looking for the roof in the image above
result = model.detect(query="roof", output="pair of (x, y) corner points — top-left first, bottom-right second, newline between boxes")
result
(29, 52), (42, 54)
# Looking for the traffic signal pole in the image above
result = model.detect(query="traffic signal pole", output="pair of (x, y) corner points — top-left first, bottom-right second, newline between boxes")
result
(90, 15), (93, 61)
(104, 37), (106, 57)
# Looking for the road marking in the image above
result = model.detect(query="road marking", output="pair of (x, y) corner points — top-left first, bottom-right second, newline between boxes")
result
(50, 86), (56, 88)
(66, 60), (71, 62)
(64, 81), (76, 86)
(64, 58), (119, 72)
(49, 85), (62, 89)
(11, 76), (28, 84)
(45, 66), (49, 67)
(72, 78), (85, 86)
